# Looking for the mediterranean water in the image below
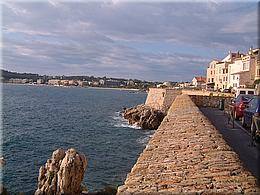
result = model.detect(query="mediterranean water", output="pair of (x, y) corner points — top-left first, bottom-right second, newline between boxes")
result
(2, 84), (153, 194)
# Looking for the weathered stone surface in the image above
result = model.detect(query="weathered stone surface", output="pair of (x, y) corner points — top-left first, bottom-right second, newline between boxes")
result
(35, 148), (87, 195)
(118, 95), (260, 194)
(123, 104), (166, 130)
(145, 88), (181, 111)
(189, 95), (233, 109)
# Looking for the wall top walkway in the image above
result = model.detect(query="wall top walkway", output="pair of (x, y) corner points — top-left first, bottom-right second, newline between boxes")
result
(118, 94), (259, 194)
(182, 89), (234, 97)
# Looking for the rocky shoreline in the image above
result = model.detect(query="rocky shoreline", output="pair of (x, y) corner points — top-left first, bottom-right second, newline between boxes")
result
(122, 104), (166, 130)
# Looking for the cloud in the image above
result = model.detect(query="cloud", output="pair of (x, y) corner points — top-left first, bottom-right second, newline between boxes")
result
(2, 1), (258, 81)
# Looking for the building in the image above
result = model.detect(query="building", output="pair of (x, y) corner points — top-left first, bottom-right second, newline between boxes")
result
(213, 51), (242, 91)
(60, 80), (69, 86)
(99, 79), (105, 86)
(105, 79), (121, 87)
(68, 80), (78, 86)
(228, 58), (243, 89)
(206, 60), (219, 90)
(9, 78), (33, 84)
(178, 82), (192, 89)
(162, 81), (172, 87)
(37, 79), (45, 84)
(77, 80), (88, 87)
(127, 80), (135, 86)
(250, 48), (260, 81)
(48, 79), (61, 85)
(206, 49), (259, 91)
(228, 48), (258, 89)
(192, 76), (206, 88)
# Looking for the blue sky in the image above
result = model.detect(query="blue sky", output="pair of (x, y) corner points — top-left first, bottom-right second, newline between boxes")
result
(1, 0), (258, 81)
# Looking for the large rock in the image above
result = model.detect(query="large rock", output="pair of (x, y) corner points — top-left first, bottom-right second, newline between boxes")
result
(123, 104), (166, 130)
(35, 148), (87, 195)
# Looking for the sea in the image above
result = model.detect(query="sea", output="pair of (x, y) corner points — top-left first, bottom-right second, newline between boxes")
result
(2, 84), (154, 194)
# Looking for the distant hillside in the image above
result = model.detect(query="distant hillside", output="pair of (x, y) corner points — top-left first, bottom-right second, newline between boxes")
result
(1, 69), (40, 81)
(0, 69), (158, 85)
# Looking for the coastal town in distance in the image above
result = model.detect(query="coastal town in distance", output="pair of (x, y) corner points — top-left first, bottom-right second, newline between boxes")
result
(2, 47), (259, 94)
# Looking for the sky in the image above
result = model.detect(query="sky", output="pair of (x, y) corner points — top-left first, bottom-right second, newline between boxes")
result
(1, 0), (258, 82)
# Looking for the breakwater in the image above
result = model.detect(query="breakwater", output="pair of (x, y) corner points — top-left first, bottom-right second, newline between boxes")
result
(118, 94), (259, 194)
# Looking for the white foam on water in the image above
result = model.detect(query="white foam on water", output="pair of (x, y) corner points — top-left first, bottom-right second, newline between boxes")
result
(111, 111), (155, 146)
(111, 111), (141, 129)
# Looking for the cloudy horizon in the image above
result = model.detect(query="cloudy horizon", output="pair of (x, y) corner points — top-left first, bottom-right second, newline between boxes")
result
(2, 0), (258, 82)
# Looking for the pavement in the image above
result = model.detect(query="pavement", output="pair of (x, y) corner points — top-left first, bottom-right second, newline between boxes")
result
(200, 107), (260, 180)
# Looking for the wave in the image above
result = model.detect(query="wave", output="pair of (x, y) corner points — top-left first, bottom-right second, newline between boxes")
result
(111, 111), (141, 129)
(111, 111), (155, 146)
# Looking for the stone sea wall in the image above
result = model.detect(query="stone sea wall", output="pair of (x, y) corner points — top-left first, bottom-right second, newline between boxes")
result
(117, 95), (259, 194)
(145, 88), (233, 112)
(145, 88), (181, 111)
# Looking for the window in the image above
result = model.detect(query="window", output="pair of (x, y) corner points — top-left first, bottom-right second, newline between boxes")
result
(242, 61), (250, 70)
(240, 91), (246, 94)
(248, 91), (254, 95)
(257, 69), (260, 76)
(211, 78), (214, 82)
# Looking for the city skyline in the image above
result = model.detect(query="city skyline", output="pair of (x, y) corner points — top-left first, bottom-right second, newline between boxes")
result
(2, 0), (258, 81)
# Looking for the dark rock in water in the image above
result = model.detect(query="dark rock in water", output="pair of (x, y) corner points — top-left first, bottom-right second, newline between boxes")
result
(35, 148), (87, 195)
(82, 186), (117, 195)
(123, 104), (166, 130)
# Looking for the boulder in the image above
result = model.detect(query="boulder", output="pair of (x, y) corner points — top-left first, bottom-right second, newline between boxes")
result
(35, 148), (87, 195)
(123, 104), (166, 130)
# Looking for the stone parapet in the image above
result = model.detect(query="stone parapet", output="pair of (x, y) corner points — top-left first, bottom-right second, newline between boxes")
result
(189, 95), (233, 110)
(117, 95), (259, 194)
(145, 88), (181, 111)
(182, 89), (234, 97)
